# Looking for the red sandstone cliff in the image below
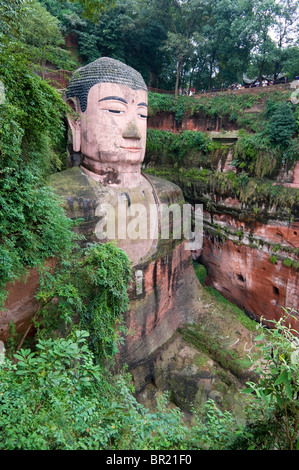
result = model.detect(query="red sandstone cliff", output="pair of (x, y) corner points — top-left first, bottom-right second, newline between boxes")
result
(198, 210), (299, 331)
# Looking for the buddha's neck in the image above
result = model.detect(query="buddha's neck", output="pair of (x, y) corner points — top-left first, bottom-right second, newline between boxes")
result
(80, 158), (142, 188)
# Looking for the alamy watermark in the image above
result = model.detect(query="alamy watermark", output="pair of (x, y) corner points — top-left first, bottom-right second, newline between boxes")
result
(94, 199), (203, 251)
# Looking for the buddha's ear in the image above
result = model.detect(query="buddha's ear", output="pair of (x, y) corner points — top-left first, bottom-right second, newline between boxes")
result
(66, 98), (81, 152)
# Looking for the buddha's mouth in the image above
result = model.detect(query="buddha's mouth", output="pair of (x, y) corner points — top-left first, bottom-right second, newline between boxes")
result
(121, 146), (141, 152)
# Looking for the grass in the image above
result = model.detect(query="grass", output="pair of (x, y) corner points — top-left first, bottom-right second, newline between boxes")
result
(192, 260), (257, 333)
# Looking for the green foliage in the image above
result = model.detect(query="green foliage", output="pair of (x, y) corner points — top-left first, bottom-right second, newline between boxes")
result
(0, 167), (75, 308)
(192, 260), (207, 285)
(0, 53), (68, 175)
(0, 0), (77, 305)
(268, 102), (297, 150)
(0, 330), (103, 450)
(239, 311), (299, 450)
(0, 0), (29, 37)
(148, 91), (265, 128)
(63, 0), (116, 22)
(145, 166), (299, 217)
(17, 1), (78, 70)
(187, 399), (241, 450)
(36, 242), (132, 363)
(1, 273), (298, 450)
(233, 131), (279, 178)
(283, 258), (293, 267)
(146, 128), (212, 166)
(40, 0), (299, 91)
(0, 331), (192, 450)
(148, 93), (191, 124)
(148, 90), (298, 178)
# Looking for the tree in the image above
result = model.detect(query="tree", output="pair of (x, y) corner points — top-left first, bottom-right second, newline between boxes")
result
(58, 0), (116, 21)
(191, 0), (255, 89)
(247, 0), (299, 80)
(0, 0), (76, 304)
(268, 102), (297, 149)
(162, 32), (195, 97)
(159, 0), (207, 96)
(20, 1), (78, 70)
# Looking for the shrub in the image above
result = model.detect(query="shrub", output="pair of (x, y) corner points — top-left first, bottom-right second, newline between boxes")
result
(268, 102), (297, 150)
(239, 311), (299, 450)
(0, 167), (74, 308)
(36, 242), (132, 363)
(0, 331), (191, 450)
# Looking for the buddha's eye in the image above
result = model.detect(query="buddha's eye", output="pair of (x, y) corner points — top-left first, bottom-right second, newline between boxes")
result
(138, 113), (147, 119)
(108, 109), (124, 114)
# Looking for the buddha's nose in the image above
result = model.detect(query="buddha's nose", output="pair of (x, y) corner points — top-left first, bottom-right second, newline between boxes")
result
(122, 120), (141, 139)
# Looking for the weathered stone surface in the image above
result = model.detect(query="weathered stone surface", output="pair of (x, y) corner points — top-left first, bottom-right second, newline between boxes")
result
(50, 166), (201, 366)
(148, 112), (237, 133)
(199, 220), (299, 331)
(284, 161), (299, 189)
(119, 240), (201, 367)
(0, 259), (55, 342)
(131, 281), (258, 418)
(50, 167), (181, 265)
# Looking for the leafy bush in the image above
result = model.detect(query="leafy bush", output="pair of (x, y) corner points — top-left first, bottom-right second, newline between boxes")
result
(0, 331), (192, 450)
(36, 242), (132, 363)
(0, 167), (74, 307)
(238, 311), (299, 450)
(268, 102), (297, 150)
(187, 399), (241, 450)
(146, 129), (213, 166)
(233, 131), (279, 178)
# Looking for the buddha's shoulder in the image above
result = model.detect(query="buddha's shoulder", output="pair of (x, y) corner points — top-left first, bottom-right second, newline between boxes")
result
(144, 173), (184, 205)
(49, 166), (98, 199)
(49, 167), (185, 206)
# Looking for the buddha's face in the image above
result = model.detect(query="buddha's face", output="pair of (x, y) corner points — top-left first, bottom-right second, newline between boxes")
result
(78, 82), (148, 168)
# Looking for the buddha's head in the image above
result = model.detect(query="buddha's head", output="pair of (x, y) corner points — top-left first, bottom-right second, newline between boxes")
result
(66, 57), (148, 187)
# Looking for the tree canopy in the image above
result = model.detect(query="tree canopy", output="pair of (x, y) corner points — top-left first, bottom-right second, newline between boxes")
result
(39, 0), (299, 92)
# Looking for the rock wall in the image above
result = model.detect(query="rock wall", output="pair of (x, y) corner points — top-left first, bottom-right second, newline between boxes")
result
(0, 259), (55, 342)
(198, 209), (299, 330)
(148, 112), (237, 133)
(120, 240), (200, 367)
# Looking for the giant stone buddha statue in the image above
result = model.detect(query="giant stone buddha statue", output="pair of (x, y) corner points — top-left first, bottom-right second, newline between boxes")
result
(50, 57), (200, 368)
(66, 56), (148, 188)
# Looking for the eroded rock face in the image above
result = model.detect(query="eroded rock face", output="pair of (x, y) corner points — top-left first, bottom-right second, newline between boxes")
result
(120, 240), (201, 367)
(131, 281), (258, 418)
(0, 271), (40, 341)
(148, 112), (237, 133)
(284, 161), (299, 189)
(0, 259), (55, 342)
(199, 211), (299, 331)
